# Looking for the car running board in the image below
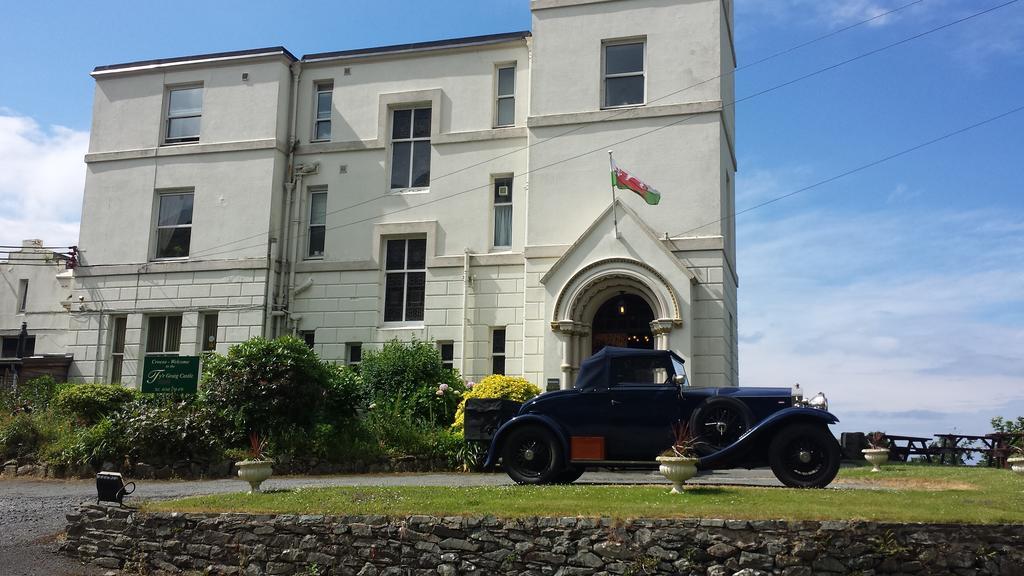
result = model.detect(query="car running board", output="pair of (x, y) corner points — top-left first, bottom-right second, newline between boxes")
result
(570, 459), (657, 466)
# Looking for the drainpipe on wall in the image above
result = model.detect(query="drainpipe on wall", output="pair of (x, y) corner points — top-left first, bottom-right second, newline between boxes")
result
(460, 249), (473, 376)
(274, 61), (303, 338)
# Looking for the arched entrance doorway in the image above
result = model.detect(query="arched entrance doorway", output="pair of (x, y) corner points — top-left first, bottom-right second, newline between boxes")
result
(590, 293), (654, 353)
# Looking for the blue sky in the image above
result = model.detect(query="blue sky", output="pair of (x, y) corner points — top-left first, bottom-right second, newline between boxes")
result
(1, 0), (1022, 438)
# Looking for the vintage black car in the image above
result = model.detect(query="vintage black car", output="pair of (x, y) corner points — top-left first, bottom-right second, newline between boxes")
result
(483, 347), (841, 488)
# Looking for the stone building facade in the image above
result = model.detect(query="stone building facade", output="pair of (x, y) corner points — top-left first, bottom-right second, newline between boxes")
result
(67, 0), (738, 389)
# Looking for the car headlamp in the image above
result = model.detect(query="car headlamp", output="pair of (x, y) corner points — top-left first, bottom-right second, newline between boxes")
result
(807, 392), (829, 411)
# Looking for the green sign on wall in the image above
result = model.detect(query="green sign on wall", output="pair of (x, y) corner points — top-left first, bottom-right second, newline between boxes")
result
(141, 355), (200, 394)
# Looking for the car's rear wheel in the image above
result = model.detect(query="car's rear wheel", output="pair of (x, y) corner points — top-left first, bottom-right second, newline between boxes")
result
(501, 426), (563, 485)
(553, 465), (586, 484)
(768, 423), (841, 488)
(689, 397), (753, 455)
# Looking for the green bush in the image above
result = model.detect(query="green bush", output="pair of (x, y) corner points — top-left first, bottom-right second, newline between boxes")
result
(45, 418), (129, 468)
(201, 336), (350, 441)
(2, 375), (64, 412)
(53, 383), (137, 425)
(116, 395), (225, 466)
(363, 404), (464, 464)
(319, 364), (362, 423)
(359, 338), (465, 426)
(0, 414), (44, 460)
(452, 374), (541, 433)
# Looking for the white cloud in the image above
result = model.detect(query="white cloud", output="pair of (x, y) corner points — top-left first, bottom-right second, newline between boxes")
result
(0, 112), (88, 250)
(736, 192), (1024, 436)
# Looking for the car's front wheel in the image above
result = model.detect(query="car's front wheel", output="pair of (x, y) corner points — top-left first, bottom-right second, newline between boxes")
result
(501, 426), (564, 485)
(768, 423), (841, 488)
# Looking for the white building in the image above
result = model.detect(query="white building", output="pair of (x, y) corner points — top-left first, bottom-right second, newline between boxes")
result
(1, 240), (75, 385)
(68, 0), (738, 390)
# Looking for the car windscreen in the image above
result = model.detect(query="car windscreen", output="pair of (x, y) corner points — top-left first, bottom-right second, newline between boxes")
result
(610, 355), (677, 387)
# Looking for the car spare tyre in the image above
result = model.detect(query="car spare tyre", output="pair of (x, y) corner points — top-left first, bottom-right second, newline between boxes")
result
(689, 397), (753, 455)
(768, 423), (841, 488)
(501, 425), (564, 485)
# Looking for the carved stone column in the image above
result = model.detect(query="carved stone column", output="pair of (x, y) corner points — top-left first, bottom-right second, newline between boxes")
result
(650, 318), (677, 350)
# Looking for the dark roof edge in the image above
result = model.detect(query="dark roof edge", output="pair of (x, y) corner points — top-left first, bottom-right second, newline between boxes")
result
(93, 46), (297, 74)
(302, 31), (531, 63)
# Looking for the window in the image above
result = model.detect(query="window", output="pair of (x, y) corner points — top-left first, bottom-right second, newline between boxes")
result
(1, 336), (35, 358)
(383, 238), (426, 323)
(145, 315), (182, 355)
(307, 189), (327, 258)
(603, 40), (645, 108)
(301, 331), (316, 348)
(390, 107), (431, 190)
(17, 279), (28, 312)
(492, 328), (506, 375)
(495, 65), (515, 127)
(347, 343), (362, 366)
(439, 341), (454, 371)
(109, 316), (127, 383)
(493, 176), (513, 249)
(313, 81), (333, 141)
(610, 355), (675, 387)
(201, 313), (218, 352)
(155, 192), (193, 259)
(165, 86), (202, 143)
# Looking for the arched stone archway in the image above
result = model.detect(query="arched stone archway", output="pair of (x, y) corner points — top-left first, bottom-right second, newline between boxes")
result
(551, 258), (683, 388)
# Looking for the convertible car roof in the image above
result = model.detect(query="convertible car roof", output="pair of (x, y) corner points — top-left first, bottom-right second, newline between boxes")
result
(575, 347), (685, 390)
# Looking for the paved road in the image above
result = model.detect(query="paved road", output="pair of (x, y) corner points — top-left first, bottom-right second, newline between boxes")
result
(0, 468), (809, 575)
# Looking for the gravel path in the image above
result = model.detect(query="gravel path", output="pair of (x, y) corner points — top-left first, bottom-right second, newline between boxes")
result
(0, 468), (813, 575)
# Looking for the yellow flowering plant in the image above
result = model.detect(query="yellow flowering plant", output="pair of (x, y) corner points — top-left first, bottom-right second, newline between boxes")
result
(451, 375), (541, 434)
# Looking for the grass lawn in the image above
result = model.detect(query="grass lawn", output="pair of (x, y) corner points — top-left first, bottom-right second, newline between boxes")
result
(144, 464), (1024, 524)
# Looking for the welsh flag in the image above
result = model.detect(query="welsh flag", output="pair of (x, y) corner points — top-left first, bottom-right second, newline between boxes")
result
(610, 156), (661, 205)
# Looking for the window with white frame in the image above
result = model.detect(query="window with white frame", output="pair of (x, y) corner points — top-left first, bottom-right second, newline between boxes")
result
(307, 189), (327, 258)
(492, 328), (506, 375)
(390, 107), (431, 190)
(495, 65), (515, 127)
(347, 343), (362, 367)
(110, 316), (127, 382)
(438, 341), (454, 371)
(603, 40), (645, 108)
(17, 279), (28, 312)
(165, 85), (202, 144)
(493, 175), (513, 249)
(145, 315), (182, 356)
(313, 81), (333, 141)
(383, 238), (426, 323)
(155, 191), (193, 259)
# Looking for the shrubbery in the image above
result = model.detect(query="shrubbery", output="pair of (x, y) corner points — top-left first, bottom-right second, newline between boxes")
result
(53, 383), (138, 425)
(201, 336), (342, 440)
(358, 338), (465, 426)
(1, 335), (541, 476)
(451, 374), (541, 433)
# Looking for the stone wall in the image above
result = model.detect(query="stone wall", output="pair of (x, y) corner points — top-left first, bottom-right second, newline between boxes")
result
(63, 504), (1024, 575)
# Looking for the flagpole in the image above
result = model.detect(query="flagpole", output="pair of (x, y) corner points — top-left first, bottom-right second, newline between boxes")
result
(608, 150), (619, 239)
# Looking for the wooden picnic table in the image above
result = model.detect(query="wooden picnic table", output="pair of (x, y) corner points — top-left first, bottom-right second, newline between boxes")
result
(883, 434), (934, 463)
(987, 432), (1024, 468)
(933, 433), (1024, 467)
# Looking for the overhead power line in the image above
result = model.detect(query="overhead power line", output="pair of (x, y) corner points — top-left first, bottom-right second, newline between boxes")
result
(671, 103), (1024, 237)
(185, 0), (926, 260)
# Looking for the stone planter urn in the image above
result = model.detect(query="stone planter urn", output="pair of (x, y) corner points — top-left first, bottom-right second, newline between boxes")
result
(862, 448), (890, 472)
(236, 460), (274, 493)
(1008, 456), (1024, 477)
(656, 456), (699, 493)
